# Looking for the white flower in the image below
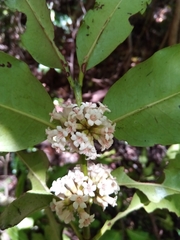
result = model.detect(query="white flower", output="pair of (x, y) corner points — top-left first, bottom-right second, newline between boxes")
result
(85, 109), (102, 126)
(71, 132), (88, 148)
(79, 143), (97, 160)
(56, 126), (68, 142)
(97, 179), (110, 196)
(78, 211), (95, 228)
(82, 179), (96, 197)
(98, 102), (111, 113)
(46, 102), (115, 160)
(72, 169), (88, 185)
(70, 191), (88, 209)
(50, 163), (120, 226)
(50, 176), (72, 199)
(64, 120), (76, 133)
(60, 208), (75, 224)
(46, 128), (58, 142)
(95, 195), (108, 210)
(82, 102), (97, 110)
(55, 200), (75, 223)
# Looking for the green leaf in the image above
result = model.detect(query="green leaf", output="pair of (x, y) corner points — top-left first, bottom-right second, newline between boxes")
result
(5, 0), (64, 69)
(0, 150), (53, 230)
(32, 233), (45, 240)
(0, 192), (53, 230)
(126, 229), (153, 240)
(144, 194), (180, 216)
(104, 44), (180, 146)
(92, 193), (144, 240)
(7, 227), (29, 240)
(143, 157), (180, 216)
(112, 161), (180, 202)
(76, 0), (151, 71)
(0, 52), (54, 152)
(99, 230), (123, 240)
(17, 150), (49, 192)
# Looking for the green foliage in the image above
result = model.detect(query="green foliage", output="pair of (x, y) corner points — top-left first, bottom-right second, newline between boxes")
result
(113, 159), (180, 202)
(76, 0), (151, 71)
(0, 192), (53, 229)
(127, 229), (153, 240)
(0, 151), (53, 229)
(104, 44), (180, 146)
(0, 52), (54, 151)
(7, 227), (29, 240)
(17, 150), (49, 191)
(5, 0), (64, 69)
(99, 229), (123, 240)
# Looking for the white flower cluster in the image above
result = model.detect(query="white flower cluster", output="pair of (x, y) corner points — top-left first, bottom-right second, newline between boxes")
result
(50, 163), (120, 228)
(46, 102), (115, 160)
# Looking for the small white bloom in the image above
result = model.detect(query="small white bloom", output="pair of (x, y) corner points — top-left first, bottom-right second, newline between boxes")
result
(50, 163), (120, 225)
(78, 211), (95, 228)
(82, 179), (96, 197)
(97, 179), (110, 196)
(64, 120), (76, 133)
(55, 200), (75, 223)
(61, 208), (75, 224)
(79, 143), (97, 160)
(46, 128), (58, 142)
(50, 109), (62, 122)
(72, 169), (88, 185)
(50, 176), (72, 199)
(95, 195), (108, 210)
(70, 192), (88, 209)
(46, 102), (115, 159)
(102, 195), (117, 207)
(85, 109), (102, 126)
(71, 132), (88, 148)
(98, 102), (111, 113)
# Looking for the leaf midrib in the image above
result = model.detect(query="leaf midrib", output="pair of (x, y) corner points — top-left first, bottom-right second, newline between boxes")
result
(24, 0), (64, 66)
(0, 103), (54, 128)
(83, 0), (122, 64)
(112, 90), (180, 123)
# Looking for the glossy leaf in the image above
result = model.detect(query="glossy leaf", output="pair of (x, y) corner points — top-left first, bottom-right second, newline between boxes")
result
(93, 193), (144, 239)
(76, 0), (151, 71)
(104, 44), (180, 146)
(7, 227), (29, 240)
(127, 229), (152, 240)
(0, 192), (53, 230)
(112, 159), (180, 203)
(0, 52), (54, 151)
(144, 194), (180, 216)
(5, 0), (64, 69)
(99, 230), (123, 240)
(17, 150), (49, 192)
(0, 150), (53, 230)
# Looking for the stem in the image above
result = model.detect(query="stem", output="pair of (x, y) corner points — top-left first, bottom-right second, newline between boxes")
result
(45, 207), (62, 240)
(70, 222), (83, 240)
(80, 155), (88, 176)
(78, 69), (84, 87)
(92, 202), (144, 240)
(83, 226), (90, 240)
(79, 155), (91, 239)
(83, 205), (91, 240)
(74, 69), (84, 106)
(74, 81), (82, 106)
(67, 75), (75, 91)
